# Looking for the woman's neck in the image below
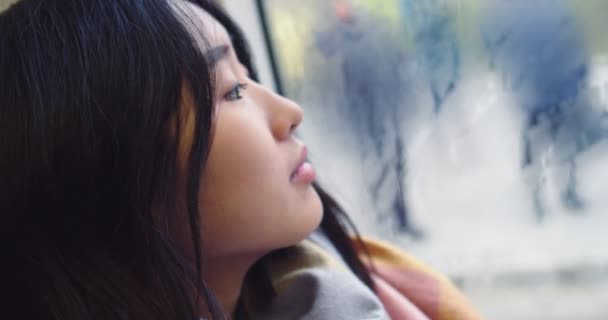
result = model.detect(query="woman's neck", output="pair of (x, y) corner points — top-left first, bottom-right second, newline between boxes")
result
(200, 254), (260, 318)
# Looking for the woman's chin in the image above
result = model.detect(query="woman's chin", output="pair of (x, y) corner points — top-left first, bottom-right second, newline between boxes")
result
(295, 187), (324, 240)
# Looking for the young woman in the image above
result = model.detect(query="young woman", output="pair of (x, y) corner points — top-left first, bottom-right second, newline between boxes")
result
(1, 1), (481, 319)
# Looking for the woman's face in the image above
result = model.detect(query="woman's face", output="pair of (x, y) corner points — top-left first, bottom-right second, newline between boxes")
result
(175, 2), (323, 260)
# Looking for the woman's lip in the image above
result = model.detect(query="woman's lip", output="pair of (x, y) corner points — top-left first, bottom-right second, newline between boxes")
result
(290, 146), (315, 183)
(291, 161), (316, 183)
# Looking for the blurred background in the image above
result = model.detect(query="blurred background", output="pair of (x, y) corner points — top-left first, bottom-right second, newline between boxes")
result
(222, 0), (608, 319)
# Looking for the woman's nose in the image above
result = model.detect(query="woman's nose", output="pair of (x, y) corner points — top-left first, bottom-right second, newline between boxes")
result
(256, 83), (303, 140)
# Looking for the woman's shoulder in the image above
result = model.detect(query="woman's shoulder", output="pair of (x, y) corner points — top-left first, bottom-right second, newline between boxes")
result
(241, 231), (390, 320)
(241, 231), (484, 320)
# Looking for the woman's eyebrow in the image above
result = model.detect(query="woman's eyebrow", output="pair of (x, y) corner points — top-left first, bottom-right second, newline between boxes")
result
(205, 45), (230, 67)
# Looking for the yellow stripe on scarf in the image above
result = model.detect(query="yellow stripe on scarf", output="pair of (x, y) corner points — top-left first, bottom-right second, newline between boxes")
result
(352, 237), (484, 320)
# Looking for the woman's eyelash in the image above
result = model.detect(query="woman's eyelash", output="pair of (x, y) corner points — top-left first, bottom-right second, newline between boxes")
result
(224, 83), (248, 101)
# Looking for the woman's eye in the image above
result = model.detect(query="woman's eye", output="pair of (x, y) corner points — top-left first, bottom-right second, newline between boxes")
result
(224, 83), (248, 101)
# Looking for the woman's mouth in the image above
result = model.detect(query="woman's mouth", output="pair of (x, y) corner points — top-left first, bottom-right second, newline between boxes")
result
(291, 146), (316, 184)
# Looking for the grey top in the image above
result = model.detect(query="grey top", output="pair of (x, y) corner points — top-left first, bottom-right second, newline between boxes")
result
(242, 230), (390, 320)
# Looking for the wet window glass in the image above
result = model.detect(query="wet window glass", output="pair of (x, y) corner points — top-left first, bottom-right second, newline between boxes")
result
(259, 0), (608, 318)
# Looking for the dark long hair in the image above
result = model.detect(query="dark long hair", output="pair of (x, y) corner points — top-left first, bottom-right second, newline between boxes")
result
(0, 0), (372, 319)
(1, 0), (219, 318)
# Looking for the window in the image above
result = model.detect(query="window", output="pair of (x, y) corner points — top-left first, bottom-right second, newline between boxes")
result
(225, 1), (608, 318)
